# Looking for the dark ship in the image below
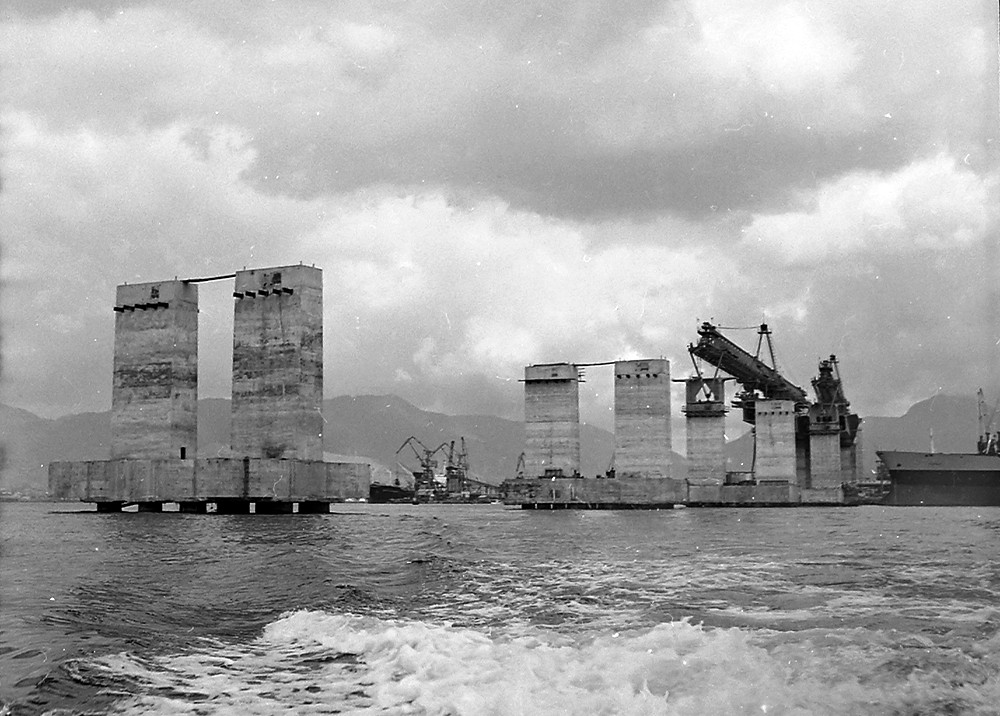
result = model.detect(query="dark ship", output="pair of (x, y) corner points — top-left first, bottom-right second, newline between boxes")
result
(877, 390), (1000, 506)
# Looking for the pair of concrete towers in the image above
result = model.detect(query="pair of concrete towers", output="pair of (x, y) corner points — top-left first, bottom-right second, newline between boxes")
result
(111, 264), (323, 461)
(523, 360), (672, 479)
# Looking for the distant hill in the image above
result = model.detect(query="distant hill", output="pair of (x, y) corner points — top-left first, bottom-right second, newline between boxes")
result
(860, 393), (985, 475)
(0, 395), (622, 496)
(1, 391), (991, 497)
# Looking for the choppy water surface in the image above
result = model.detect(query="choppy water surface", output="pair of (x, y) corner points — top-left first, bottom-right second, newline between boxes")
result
(3, 502), (1000, 714)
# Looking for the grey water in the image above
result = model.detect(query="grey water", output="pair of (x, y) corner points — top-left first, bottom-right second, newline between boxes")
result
(3, 502), (1000, 715)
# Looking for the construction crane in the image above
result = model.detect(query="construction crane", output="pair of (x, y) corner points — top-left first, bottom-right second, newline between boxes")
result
(514, 452), (526, 479)
(810, 354), (861, 446)
(689, 322), (808, 424)
(395, 437), (448, 501)
(443, 438), (470, 495)
(977, 389), (999, 455)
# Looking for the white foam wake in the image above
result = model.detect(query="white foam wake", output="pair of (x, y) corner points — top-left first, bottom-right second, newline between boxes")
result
(97, 610), (1000, 715)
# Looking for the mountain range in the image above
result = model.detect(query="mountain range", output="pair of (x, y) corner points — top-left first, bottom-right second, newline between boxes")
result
(0, 392), (991, 497)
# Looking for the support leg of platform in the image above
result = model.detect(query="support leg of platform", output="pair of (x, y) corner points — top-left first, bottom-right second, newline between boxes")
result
(215, 499), (252, 514)
(255, 501), (294, 514)
(298, 501), (330, 514)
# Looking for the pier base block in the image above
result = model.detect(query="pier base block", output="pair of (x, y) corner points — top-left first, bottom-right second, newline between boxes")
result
(298, 501), (330, 514)
(254, 501), (294, 514)
(137, 502), (163, 513)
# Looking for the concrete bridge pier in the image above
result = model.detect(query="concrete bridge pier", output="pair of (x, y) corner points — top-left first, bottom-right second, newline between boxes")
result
(137, 502), (163, 512)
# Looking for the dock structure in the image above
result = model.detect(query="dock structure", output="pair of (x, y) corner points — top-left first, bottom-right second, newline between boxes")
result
(49, 264), (369, 513)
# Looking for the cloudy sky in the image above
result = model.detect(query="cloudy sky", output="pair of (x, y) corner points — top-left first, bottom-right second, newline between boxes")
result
(2, 0), (997, 432)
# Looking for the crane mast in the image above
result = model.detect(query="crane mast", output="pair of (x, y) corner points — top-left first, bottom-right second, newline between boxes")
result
(688, 322), (808, 424)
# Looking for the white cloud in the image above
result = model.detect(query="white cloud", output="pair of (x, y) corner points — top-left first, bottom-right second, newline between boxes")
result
(0, 0), (996, 423)
(695, 1), (859, 94)
(743, 153), (998, 265)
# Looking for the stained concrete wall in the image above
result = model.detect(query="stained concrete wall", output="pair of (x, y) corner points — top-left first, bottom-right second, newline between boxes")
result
(48, 458), (370, 502)
(523, 364), (580, 477)
(754, 400), (797, 483)
(614, 359), (671, 478)
(111, 281), (198, 459)
(504, 477), (687, 506)
(841, 436), (860, 484)
(684, 378), (727, 485)
(800, 487), (844, 504)
(688, 483), (798, 505)
(809, 431), (842, 489)
(195, 458), (370, 501)
(232, 265), (323, 460)
(49, 459), (197, 502)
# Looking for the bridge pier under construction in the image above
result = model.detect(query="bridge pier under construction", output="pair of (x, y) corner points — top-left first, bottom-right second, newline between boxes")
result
(504, 322), (862, 508)
(49, 265), (370, 512)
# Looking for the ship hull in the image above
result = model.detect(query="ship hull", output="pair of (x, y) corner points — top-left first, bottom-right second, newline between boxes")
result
(368, 483), (415, 504)
(878, 451), (1000, 506)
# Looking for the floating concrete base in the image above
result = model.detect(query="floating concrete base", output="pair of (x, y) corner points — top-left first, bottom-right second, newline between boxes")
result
(504, 476), (851, 508)
(179, 501), (208, 514)
(254, 501), (294, 514)
(298, 501), (330, 514)
(504, 477), (687, 508)
(137, 502), (163, 512)
(48, 457), (371, 509)
(522, 502), (675, 510)
(215, 499), (251, 514)
(800, 487), (847, 505)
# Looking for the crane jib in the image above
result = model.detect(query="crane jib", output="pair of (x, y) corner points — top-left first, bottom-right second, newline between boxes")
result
(689, 325), (808, 404)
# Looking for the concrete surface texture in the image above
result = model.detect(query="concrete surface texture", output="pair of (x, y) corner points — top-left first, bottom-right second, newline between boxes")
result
(111, 280), (198, 460)
(231, 265), (323, 460)
(523, 363), (581, 477)
(613, 359), (671, 478)
(684, 377), (727, 485)
(809, 432), (842, 489)
(754, 400), (798, 482)
(48, 458), (370, 503)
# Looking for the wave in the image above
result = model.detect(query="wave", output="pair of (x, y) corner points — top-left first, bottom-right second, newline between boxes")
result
(79, 610), (1000, 715)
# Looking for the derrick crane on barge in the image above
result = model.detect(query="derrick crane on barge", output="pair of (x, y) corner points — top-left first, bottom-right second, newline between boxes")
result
(395, 437), (448, 502)
(688, 321), (861, 485)
(688, 322), (808, 425)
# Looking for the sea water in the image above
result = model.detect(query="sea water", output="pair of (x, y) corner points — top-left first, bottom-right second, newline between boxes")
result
(2, 502), (1000, 715)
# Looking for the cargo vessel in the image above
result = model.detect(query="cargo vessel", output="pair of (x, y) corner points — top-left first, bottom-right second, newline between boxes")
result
(877, 450), (1000, 506)
(876, 389), (1000, 506)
